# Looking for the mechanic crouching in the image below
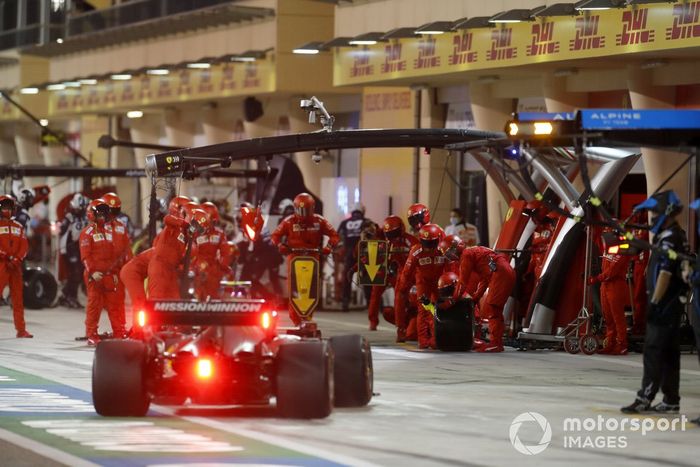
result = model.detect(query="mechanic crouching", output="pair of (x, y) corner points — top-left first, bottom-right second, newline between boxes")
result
(396, 223), (446, 349)
(271, 193), (339, 325)
(0, 195), (32, 338)
(459, 246), (515, 353)
(80, 199), (126, 345)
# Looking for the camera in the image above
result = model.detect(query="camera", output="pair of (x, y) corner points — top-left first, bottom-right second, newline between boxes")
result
(312, 151), (323, 164)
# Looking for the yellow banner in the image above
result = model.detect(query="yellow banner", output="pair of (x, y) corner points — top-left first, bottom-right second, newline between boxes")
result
(334, 2), (700, 86)
(48, 59), (276, 116)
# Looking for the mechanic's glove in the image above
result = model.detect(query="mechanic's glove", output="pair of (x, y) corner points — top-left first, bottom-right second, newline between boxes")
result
(91, 271), (104, 281)
(322, 246), (332, 256)
(587, 275), (600, 286)
(419, 295), (431, 306)
(278, 245), (290, 255)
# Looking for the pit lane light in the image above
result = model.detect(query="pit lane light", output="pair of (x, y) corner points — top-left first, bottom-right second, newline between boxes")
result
(505, 118), (575, 138)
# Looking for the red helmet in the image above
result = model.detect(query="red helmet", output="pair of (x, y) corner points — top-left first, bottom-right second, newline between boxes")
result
(187, 208), (210, 233)
(294, 193), (315, 219)
(0, 195), (15, 219)
(407, 203), (430, 231)
(437, 272), (460, 299)
(102, 192), (121, 219)
(382, 215), (405, 240)
(418, 223), (443, 250)
(438, 234), (465, 261)
(183, 201), (201, 218)
(87, 198), (109, 223)
(168, 195), (191, 217)
(201, 201), (220, 224)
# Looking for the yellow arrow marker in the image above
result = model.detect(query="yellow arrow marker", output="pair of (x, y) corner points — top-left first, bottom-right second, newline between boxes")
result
(292, 259), (316, 313)
(365, 241), (381, 281)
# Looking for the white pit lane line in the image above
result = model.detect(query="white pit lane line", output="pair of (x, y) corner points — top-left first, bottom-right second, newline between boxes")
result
(0, 358), (376, 466)
(0, 427), (98, 467)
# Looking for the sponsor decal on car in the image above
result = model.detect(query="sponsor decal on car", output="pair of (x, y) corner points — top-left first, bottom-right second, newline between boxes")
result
(153, 301), (264, 313)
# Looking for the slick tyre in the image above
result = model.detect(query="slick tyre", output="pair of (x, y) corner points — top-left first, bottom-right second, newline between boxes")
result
(434, 300), (473, 351)
(276, 341), (333, 418)
(92, 340), (150, 416)
(23, 267), (58, 309)
(329, 334), (373, 407)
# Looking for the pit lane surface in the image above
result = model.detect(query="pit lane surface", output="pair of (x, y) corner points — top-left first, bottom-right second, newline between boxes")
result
(1, 307), (699, 466)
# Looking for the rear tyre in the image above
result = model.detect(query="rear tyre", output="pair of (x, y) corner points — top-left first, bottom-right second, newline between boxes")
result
(434, 299), (473, 351)
(329, 334), (373, 407)
(93, 340), (150, 416)
(23, 267), (58, 309)
(276, 341), (333, 418)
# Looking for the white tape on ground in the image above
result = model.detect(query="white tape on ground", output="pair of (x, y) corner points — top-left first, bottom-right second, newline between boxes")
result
(0, 427), (98, 467)
(175, 413), (381, 467)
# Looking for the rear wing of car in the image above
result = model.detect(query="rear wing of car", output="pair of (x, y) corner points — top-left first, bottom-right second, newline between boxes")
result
(141, 299), (272, 326)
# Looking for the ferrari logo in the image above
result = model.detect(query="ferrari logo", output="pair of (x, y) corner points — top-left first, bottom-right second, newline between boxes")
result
(422, 231), (429, 238)
(505, 207), (513, 221)
(166, 156), (172, 164)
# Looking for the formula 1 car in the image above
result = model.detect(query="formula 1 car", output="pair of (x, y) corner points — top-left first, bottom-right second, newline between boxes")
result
(91, 299), (373, 419)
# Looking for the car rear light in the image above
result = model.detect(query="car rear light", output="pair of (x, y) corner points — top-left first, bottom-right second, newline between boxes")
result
(136, 310), (146, 327)
(261, 311), (271, 330)
(196, 358), (213, 379)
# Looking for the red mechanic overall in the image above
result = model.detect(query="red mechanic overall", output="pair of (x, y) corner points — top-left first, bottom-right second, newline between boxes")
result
(270, 193), (339, 324)
(590, 252), (632, 354)
(192, 220), (225, 300)
(397, 224), (446, 349)
(0, 196), (31, 338)
(367, 216), (418, 330)
(119, 247), (153, 313)
(80, 199), (125, 345)
(147, 196), (192, 300)
(459, 246), (515, 352)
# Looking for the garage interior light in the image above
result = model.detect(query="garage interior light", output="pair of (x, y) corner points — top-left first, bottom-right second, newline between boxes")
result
(575, 0), (626, 10)
(146, 69), (169, 75)
(111, 74), (132, 80)
(415, 21), (453, 35)
(534, 3), (579, 17)
(39, 119), (49, 127)
(187, 62), (211, 69)
(293, 41), (324, 54)
(349, 32), (387, 45)
(489, 9), (537, 23)
(126, 110), (143, 119)
(62, 81), (80, 87)
(452, 17), (494, 30)
(47, 84), (66, 90)
(20, 87), (39, 94)
(79, 78), (98, 85)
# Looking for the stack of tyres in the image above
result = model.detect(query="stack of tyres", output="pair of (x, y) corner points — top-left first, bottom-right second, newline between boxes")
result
(434, 299), (473, 351)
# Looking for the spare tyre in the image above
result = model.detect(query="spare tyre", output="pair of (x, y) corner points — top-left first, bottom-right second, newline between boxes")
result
(329, 334), (373, 407)
(23, 267), (58, 309)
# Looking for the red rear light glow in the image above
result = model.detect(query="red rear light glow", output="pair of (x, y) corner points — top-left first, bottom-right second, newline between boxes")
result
(196, 358), (213, 379)
(261, 311), (271, 330)
(137, 310), (146, 327)
(607, 246), (620, 254)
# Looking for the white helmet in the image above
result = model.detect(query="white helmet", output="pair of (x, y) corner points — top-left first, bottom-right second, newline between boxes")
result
(18, 188), (35, 208)
(278, 198), (294, 214)
(69, 193), (90, 211)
